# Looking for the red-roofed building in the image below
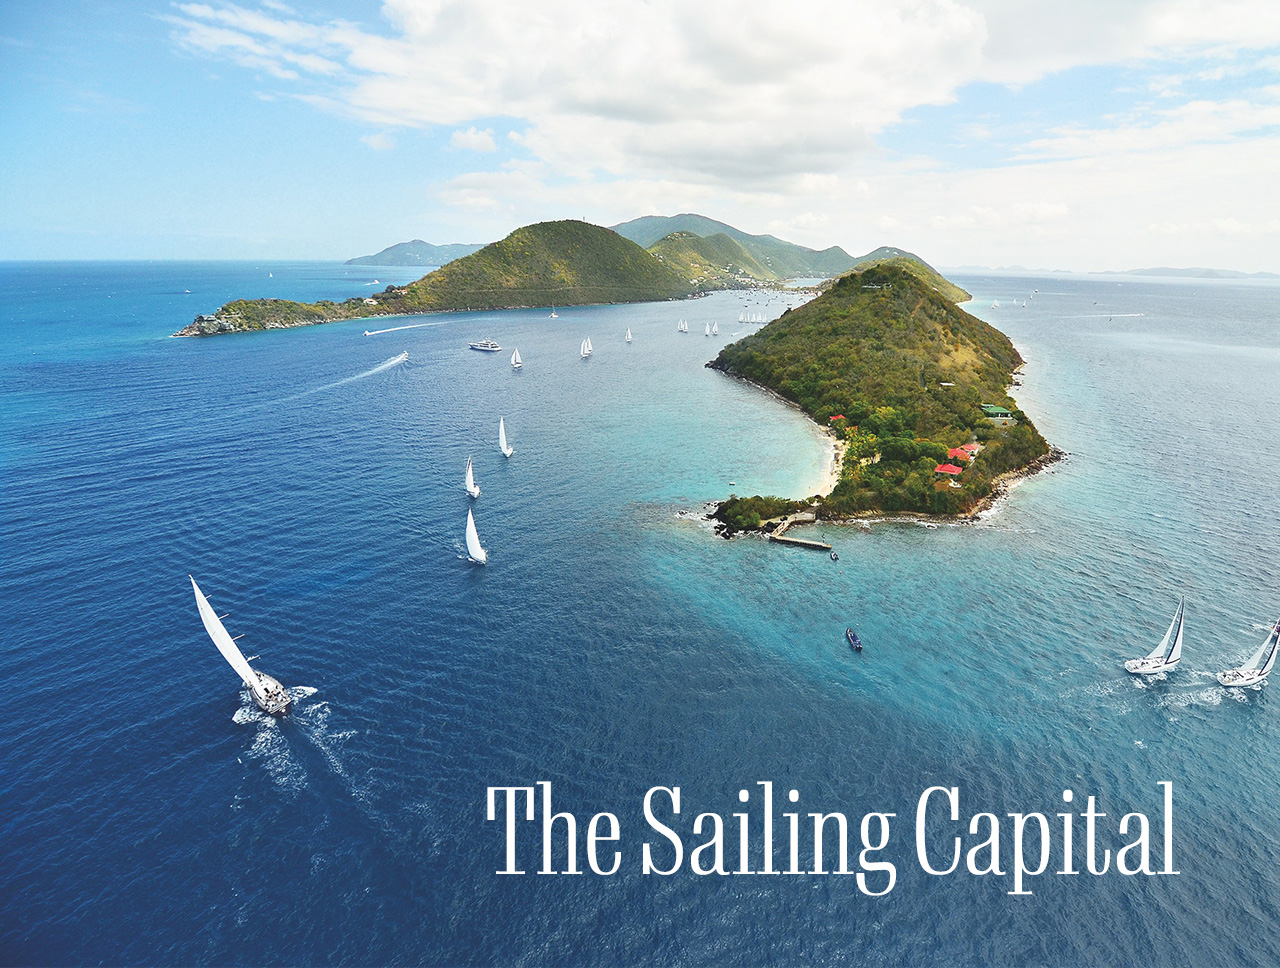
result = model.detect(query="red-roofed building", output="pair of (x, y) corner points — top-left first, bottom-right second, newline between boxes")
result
(829, 415), (845, 422)
(935, 463), (964, 475)
(959, 442), (981, 454)
(947, 447), (973, 461)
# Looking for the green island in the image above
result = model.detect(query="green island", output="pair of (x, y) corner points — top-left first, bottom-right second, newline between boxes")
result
(709, 262), (1058, 528)
(173, 215), (964, 337)
(175, 220), (711, 337)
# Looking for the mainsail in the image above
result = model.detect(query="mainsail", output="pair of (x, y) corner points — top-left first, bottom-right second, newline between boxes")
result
(465, 508), (487, 564)
(499, 418), (513, 457)
(1142, 597), (1185, 663)
(1241, 621), (1280, 674)
(190, 576), (258, 689)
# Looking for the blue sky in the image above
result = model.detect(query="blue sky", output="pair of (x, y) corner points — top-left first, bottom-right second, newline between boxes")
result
(4, 1), (1280, 270)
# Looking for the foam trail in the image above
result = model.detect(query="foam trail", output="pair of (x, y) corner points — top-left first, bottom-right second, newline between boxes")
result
(363, 322), (448, 336)
(279, 352), (407, 402)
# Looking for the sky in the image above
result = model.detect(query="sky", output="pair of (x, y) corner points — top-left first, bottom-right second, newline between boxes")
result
(3, 0), (1280, 271)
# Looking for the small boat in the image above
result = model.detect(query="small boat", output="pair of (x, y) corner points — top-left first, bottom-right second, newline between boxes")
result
(1218, 617), (1280, 687)
(499, 418), (513, 458)
(830, 550), (839, 561)
(704, 322), (711, 336)
(712, 322), (719, 335)
(510, 348), (522, 369)
(845, 628), (862, 652)
(1124, 597), (1184, 675)
(469, 338), (502, 352)
(465, 508), (487, 565)
(625, 328), (632, 343)
(549, 307), (558, 318)
(190, 576), (291, 715)
(580, 337), (593, 358)
(465, 457), (481, 498)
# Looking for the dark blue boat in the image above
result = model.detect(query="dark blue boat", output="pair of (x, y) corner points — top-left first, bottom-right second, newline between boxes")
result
(845, 627), (862, 652)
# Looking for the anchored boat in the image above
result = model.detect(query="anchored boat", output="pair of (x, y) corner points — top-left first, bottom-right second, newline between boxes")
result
(1218, 617), (1280, 687)
(190, 576), (291, 715)
(845, 628), (862, 652)
(1125, 597), (1185, 675)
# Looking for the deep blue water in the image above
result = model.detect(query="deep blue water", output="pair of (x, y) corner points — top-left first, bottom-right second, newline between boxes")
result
(3, 261), (1280, 966)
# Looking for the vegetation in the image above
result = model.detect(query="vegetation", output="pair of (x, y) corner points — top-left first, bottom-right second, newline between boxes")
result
(647, 231), (780, 289)
(710, 263), (1048, 517)
(713, 495), (806, 532)
(613, 213), (858, 278)
(175, 220), (695, 336)
(836, 248), (971, 303)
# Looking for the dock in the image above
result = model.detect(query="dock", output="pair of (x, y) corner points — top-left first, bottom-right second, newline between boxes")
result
(766, 511), (832, 550)
(768, 533), (832, 550)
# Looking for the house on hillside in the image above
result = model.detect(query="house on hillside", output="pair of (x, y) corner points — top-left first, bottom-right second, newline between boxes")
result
(981, 404), (1016, 426)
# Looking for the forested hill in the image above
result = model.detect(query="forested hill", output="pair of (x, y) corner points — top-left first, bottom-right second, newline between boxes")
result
(174, 221), (693, 336)
(710, 263), (1049, 517)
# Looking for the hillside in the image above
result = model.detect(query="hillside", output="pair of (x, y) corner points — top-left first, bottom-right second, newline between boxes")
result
(833, 248), (971, 303)
(710, 263), (1048, 518)
(346, 240), (485, 267)
(174, 220), (693, 336)
(647, 231), (780, 288)
(612, 213), (856, 278)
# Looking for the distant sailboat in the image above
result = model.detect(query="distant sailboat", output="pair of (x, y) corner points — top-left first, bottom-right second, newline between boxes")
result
(704, 322), (711, 336)
(625, 328), (632, 343)
(499, 418), (513, 458)
(712, 322), (719, 335)
(549, 306), (558, 318)
(581, 337), (593, 358)
(465, 508), (487, 565)
(1218, 617), (1280, 687)
(511, 348), (522, 369)
(190, 576), (291, 715)
(465, 457), (481, 498)
(1124, 597), (1185, 674)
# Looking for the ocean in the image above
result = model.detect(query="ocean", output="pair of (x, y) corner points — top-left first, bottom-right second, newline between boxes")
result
(3, 261), (1280, 965)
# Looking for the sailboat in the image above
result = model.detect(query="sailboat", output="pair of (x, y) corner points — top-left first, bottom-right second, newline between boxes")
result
(712, 322), (719, 336)
(678, 319), (688, 333)
(465, 508), (487, 565)
(1217, 617), (1280, 686)
(190, 576), (291, 715)
(704, 322), (711, 336)
(510, 348), (522, 369)
(465, 456), (481, 498)
(1124, 597), (1185, 674)
(549, 306), (558, 318)
(499, 417), (513, 457)
(625, 328), (632, 343)
(580, 337), (593, 358)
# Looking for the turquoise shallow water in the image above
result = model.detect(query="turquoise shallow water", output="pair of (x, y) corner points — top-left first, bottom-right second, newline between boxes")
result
(2, 262), (1280, 965)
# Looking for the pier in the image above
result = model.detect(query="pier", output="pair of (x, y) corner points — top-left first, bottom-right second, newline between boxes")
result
(766, 512), (832, 550)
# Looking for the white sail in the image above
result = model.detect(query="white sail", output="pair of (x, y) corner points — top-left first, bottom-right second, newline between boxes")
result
(191, 576), (259, 689)
(511, 348), (522, 368)
(465, 508), (487, 564)
(499, 417), (513, 457)
(704, 322), (711, 336)
(625, 328), (632, 342)
(1242, 621), (1280, 673)
(712, 322), (719, 335)
(1141, 597), (1184, 663)
(585, 337), (593, 353)
(580, 339), (589, 358)
(465, 457), (480, 498)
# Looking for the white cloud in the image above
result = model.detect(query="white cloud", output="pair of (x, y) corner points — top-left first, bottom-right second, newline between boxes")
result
(361, 132), (395, 150)
(163, 0), (1280, 269)
(450, 127), (497, 152)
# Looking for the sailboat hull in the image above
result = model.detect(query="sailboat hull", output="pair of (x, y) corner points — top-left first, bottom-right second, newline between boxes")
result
(249, 671), (292, 714)
(1218, 668), (1268, 687)
(1124, 657), (1180, 675)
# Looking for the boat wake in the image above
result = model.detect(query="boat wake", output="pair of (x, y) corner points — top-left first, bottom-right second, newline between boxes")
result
(279, 352), (408, 402)
(363, 322), (446, 336)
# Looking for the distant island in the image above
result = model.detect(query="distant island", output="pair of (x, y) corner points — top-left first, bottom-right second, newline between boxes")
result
(345, 240), (484, 267)
(709, 263), (1055, 525)
(1099, 267), (1280, 279)
(175, 215), (951, 337)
